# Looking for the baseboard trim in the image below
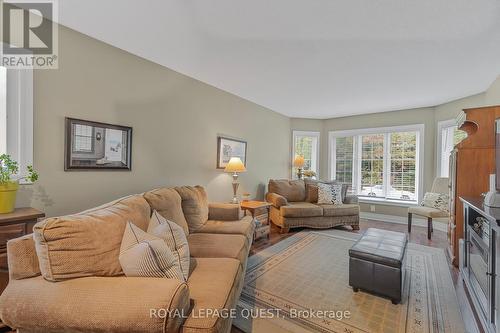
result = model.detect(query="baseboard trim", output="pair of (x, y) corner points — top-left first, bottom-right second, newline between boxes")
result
(360, 212), (447, 232)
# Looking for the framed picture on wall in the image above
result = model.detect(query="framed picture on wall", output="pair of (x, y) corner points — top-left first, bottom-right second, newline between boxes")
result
(217, 136), (247, 169)
(64, 117), (133, 170)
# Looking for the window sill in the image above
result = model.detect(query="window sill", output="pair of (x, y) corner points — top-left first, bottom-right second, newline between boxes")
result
(358, 197), (419, 207)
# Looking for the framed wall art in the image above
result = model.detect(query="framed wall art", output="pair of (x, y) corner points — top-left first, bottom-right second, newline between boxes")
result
(217, 136), (247, 169)
(64, 117), (132, 170)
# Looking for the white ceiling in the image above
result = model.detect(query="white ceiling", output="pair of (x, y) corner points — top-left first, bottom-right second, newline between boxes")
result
(57, 1), (500, 119)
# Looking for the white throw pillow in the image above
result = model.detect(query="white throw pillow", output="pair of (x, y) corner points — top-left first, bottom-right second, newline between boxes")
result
(421, 192), (449, 213)
(119, 222), (184, 280)
(317, 183), (343, 205)
(148, 210), (190, 281)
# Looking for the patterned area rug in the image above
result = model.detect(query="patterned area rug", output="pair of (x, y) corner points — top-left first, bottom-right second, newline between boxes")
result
(234, 229), (465, 333)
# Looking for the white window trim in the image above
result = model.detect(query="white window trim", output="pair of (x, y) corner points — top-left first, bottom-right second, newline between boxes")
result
(2, 64), (34, 184)
(291, 130), (320, 178)
(328, 124), (425, 204)
(436, 119), (456, 178)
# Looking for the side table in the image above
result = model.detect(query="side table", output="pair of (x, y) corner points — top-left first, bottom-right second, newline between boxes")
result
(240, 201), (271, 241)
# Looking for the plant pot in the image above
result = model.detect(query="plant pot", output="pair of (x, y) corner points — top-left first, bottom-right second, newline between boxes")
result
(0, 181), (19, 214)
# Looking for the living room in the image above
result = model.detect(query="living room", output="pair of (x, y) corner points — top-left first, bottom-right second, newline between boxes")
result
(0, 1), (500, 333)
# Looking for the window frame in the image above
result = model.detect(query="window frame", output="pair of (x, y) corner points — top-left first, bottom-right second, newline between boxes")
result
(291, 130), (320, 178)
(1, 62), (34, 184)
(328, 124), (424, 204)
(436, 119), (457, 178)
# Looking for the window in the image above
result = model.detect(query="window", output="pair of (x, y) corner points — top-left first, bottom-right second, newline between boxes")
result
(0, 67), (6, 154)
(292, 131), (320, 178)
(329, 124), (423, 203)
(334, 136), (353, 183)
(73, 124), (94, 153)
(0, 63), (33, 182)
(437, 119), (467, 177)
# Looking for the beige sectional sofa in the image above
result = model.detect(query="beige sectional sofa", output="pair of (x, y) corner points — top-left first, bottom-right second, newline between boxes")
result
(0, 185), (254, 333)
(266, 179), (360, 233)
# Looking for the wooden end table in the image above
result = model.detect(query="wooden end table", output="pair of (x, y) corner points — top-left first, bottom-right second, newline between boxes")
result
(240, 201), (271, 240)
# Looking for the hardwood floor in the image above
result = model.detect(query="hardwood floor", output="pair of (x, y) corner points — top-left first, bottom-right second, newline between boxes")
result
(232, 219), (483, 333)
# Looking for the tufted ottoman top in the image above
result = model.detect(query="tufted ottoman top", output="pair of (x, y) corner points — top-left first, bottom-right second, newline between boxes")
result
(349, 228), (408, 268)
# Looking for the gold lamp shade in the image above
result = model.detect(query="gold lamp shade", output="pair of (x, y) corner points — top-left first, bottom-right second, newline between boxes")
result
(293, 155), (305, 168)
(224, 157), (247, 173)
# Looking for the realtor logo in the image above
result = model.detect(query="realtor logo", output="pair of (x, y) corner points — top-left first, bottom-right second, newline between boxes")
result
(1, 0), (58, 68)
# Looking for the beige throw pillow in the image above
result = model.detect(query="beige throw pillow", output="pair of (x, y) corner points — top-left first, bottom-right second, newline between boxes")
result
(174, 186), (209, 232)
(421, 192), (449, 213)
(317, 183), (343, 205)
(119, 222), (184, 280)
(143, 187), (190, 236)
(148, 210), (190, 281)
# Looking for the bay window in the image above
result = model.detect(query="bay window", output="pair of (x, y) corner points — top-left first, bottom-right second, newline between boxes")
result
(329, 124), (423, 203)
(292, 131), (320, 178)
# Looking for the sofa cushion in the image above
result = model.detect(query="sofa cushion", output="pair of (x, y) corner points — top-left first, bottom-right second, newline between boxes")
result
(119, 222), (184, 280)
(187, 233), (248, 265)
(280, 202), (323, 218)
(268, 179), (306, 202)
(148, 210), (190, 281)
(196, 216), (255, 247)
(183, 257), (242, 333)
(33, 195), (151, 282)
(408, 206), (449, 218)
(143, 187), (190, 235)
(175, 186), (209, 232)
(305, 179), (349, 203)
(0, 275), (190, 333)
(317, 183), (343, 205)
(320, 204), (360, 217)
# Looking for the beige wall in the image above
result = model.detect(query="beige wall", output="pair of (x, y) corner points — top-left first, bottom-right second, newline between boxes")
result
(435, 76), (500, 121)
(16, 25), (291, 217)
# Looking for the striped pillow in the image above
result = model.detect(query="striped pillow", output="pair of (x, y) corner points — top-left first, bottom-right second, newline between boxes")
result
(119, 222), (184, 280)
(148, 210), (190, 281)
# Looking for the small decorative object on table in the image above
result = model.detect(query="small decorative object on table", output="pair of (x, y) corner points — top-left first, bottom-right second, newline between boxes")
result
(303, 170), (316, 179)
(240, 200), (271, 240)
(293, 155), (305, 179)
(242, 192), (251, 202)
(224, 157), (247, 204)
(0, 154), (39, 214)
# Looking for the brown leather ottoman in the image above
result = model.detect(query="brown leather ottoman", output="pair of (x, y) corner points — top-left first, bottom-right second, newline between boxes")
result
(348, 228), (408, 304)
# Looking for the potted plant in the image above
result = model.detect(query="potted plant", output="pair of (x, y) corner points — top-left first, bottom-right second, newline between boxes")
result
(0, 154), (38, 214)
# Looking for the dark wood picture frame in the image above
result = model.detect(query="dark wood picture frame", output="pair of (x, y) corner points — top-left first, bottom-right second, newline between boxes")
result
(217, 136), (247, 169)
(64, 117), (133, 171)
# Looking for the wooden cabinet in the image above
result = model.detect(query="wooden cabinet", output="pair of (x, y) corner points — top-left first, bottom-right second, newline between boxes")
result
(449, 106), (500, 266)
(0, 208), (45, 293)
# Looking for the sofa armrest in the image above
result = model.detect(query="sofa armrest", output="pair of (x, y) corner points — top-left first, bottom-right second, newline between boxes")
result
(0, 276), (190, 333)
(344, 195), (359, 205)
(266, 192), (288, 208)
(7, 234), (40, 280)
(208, 203), (243, 221)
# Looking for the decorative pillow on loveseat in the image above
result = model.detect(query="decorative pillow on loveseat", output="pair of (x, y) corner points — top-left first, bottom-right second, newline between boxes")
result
(421, 192), (449, 213)
(119, 222), (184, 280)
(148, 210), (190, 281)
(317, 183), (343, 205)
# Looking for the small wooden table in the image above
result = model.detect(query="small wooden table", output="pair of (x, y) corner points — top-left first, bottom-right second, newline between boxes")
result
(240, 201), (271, 240)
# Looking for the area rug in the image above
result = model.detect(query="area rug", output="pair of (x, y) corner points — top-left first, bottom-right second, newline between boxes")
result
(233, 229), (465, 333)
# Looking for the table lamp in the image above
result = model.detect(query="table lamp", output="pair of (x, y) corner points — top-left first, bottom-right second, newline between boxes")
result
(293, 155), (305, 179)
(224, 157), (247, 203)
